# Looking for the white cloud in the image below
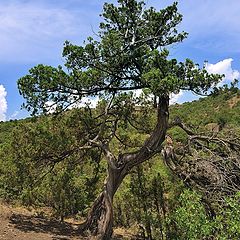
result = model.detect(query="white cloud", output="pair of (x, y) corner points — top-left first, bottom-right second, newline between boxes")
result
(170, 90), (184, 105)
(133, 89), (143, 98)
(168, 59), (240, 105)
(132, 88), (183, 105)
(45, 100), (58, 114)
(0, 85), (7, 121)
(71, 96), (99, 109)
(205, 58), (240, 85)
(9, 110), (20, 120)
(45, 96), (99, 113)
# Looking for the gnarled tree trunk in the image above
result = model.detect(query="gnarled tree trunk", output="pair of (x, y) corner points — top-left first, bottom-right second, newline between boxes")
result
(83, 166), (126, 239)
(83, 96), (169, 239)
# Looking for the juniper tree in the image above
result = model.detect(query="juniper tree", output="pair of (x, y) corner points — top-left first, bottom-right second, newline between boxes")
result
(18, 0), (222, 239)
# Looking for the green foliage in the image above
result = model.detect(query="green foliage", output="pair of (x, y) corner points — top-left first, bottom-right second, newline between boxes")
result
(1, 0), (240, 238)
(168, 126), (188, 144)
(213, 192), (240, 239)
(17, 0), (222, 116)
(170, 88), (240, 127)
(169, 190), (240, 240)
(0, 89), (239, 237)
(114, 157), (183, 239)
(0, 111), (103, 220)
(168, 190), (213, 240)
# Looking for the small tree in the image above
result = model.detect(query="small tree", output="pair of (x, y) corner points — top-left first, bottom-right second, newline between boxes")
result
(18, 0), (222, 238)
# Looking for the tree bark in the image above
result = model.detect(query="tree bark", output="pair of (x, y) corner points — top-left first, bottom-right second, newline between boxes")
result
(83, 96), (169, 239)
(83, 166), (126, 239)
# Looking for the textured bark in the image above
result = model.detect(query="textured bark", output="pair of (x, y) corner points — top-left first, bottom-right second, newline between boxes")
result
(83, 96), (169, 239)
(84, 191), (113, 239)
(83, 166), (125, 239)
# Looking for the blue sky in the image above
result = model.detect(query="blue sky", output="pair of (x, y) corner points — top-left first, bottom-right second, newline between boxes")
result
(0, 0), (240, 120)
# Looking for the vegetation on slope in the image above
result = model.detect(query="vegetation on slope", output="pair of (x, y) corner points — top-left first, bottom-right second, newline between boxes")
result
(0, 88), (240, 239)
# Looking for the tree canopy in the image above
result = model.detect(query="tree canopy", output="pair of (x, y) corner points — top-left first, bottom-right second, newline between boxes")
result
(18, 0), (221, 116)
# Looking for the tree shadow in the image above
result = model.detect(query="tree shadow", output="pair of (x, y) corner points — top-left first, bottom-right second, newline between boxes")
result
(10, 213), (81, 239)
(9, 213), (140, 239)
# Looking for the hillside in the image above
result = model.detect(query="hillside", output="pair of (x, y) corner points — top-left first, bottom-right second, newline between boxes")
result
(170, 88), (240, 127)
(2, 88), (240, 141)
(0, 89), (240, 239)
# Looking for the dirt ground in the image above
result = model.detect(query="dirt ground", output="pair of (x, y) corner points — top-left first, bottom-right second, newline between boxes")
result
(0, 203), (135, 240)
(0, 203), (85, 240)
